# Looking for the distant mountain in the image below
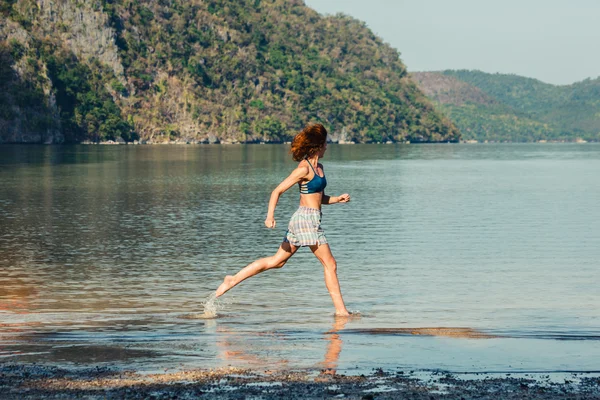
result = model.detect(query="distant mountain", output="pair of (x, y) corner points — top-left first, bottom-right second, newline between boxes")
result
(0, 0), (458, 144)
(411, 70), (600, 142)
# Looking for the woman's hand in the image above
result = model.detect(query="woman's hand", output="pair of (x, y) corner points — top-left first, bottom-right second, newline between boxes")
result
(265, 217), (276, 228)
(337, 193), (351, 203)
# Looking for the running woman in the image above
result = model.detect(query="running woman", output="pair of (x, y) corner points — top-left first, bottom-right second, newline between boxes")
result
(215, 123), (350, 316)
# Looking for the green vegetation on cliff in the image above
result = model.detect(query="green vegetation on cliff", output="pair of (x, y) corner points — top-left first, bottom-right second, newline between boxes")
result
(0, 0), (458, 143)
(412, 70), (600, 142)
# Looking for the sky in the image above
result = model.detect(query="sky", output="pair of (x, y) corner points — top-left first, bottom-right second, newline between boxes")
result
(304, 0), (599, 85)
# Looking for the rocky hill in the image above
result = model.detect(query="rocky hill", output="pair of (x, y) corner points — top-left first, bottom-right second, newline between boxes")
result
(412, 70), (600, 142)
(0, 0), (459, 144)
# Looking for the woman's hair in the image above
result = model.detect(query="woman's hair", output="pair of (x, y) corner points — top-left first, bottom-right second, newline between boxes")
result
(290, 123), (328, 161)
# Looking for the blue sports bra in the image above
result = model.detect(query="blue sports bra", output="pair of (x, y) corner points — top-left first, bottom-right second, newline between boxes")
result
(299, 160), (327, 194)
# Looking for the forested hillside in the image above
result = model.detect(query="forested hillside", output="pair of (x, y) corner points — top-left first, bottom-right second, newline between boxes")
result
(0, 0), (458, 144)
(412, 70), (600, 142)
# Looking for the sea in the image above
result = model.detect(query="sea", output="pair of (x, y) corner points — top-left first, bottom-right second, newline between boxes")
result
(1, 143), (599, 375)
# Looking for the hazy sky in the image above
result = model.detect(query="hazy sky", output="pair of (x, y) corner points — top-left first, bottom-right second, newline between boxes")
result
(304, 0), (599, 85)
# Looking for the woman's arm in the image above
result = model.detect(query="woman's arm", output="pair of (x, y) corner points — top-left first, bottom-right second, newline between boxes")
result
(322, 193), (351, 205)
(318, 164), (350, 205)
(265, 165), (309, 228)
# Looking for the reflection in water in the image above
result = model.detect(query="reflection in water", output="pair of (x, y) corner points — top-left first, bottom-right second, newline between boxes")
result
(345, 327), (498, 339)
(0, 279), (36, 313)
(0, 278), (36, 358)
(215, 324), (290, 369)
(319, 316), (351, 375)
(213, 317), (356, 374)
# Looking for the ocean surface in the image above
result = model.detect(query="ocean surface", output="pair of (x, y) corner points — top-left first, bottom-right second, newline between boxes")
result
(1, 143), (599, 374)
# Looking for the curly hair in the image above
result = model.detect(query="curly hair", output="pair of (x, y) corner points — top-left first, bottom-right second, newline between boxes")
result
(290, 123), (328, 162)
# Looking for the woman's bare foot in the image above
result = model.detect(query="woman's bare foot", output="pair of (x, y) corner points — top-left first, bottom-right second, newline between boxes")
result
(215, 275), (236, 297)
(334, 310), (351, 317)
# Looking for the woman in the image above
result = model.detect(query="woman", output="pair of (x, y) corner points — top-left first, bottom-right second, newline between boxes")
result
(215, 123), (351, 316)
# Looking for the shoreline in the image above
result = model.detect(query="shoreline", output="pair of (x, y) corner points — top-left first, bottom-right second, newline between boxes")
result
(1, 140), (599, 146)
(1, 364), (599, 399)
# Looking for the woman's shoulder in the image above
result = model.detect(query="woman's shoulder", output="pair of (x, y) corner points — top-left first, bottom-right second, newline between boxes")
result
(294, 160), (310, 174)
(297, 159), (309, 168)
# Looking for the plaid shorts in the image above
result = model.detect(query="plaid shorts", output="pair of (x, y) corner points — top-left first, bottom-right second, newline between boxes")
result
(283, 206), (328, 247)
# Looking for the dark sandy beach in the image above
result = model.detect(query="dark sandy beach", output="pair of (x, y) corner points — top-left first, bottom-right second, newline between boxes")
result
(2, 364), (599, 399)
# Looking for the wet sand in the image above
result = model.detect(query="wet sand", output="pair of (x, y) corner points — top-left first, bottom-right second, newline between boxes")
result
(1, 364), (599, 399)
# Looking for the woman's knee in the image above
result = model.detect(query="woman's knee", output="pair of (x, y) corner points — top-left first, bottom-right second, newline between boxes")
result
(323, 260), (337, 272)
(267, 256), (287, 269)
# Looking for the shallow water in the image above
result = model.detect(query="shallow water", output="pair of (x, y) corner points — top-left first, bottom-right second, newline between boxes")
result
(1, 143), (599, 374)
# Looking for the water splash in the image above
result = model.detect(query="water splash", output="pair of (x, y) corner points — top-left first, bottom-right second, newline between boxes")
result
(178, 292), (220, 319)
(201, 292), (218, 318)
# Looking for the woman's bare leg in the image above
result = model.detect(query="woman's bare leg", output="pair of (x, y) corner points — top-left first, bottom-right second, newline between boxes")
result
(310, 243), (350, 316)
(215, 242), (298, 297)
